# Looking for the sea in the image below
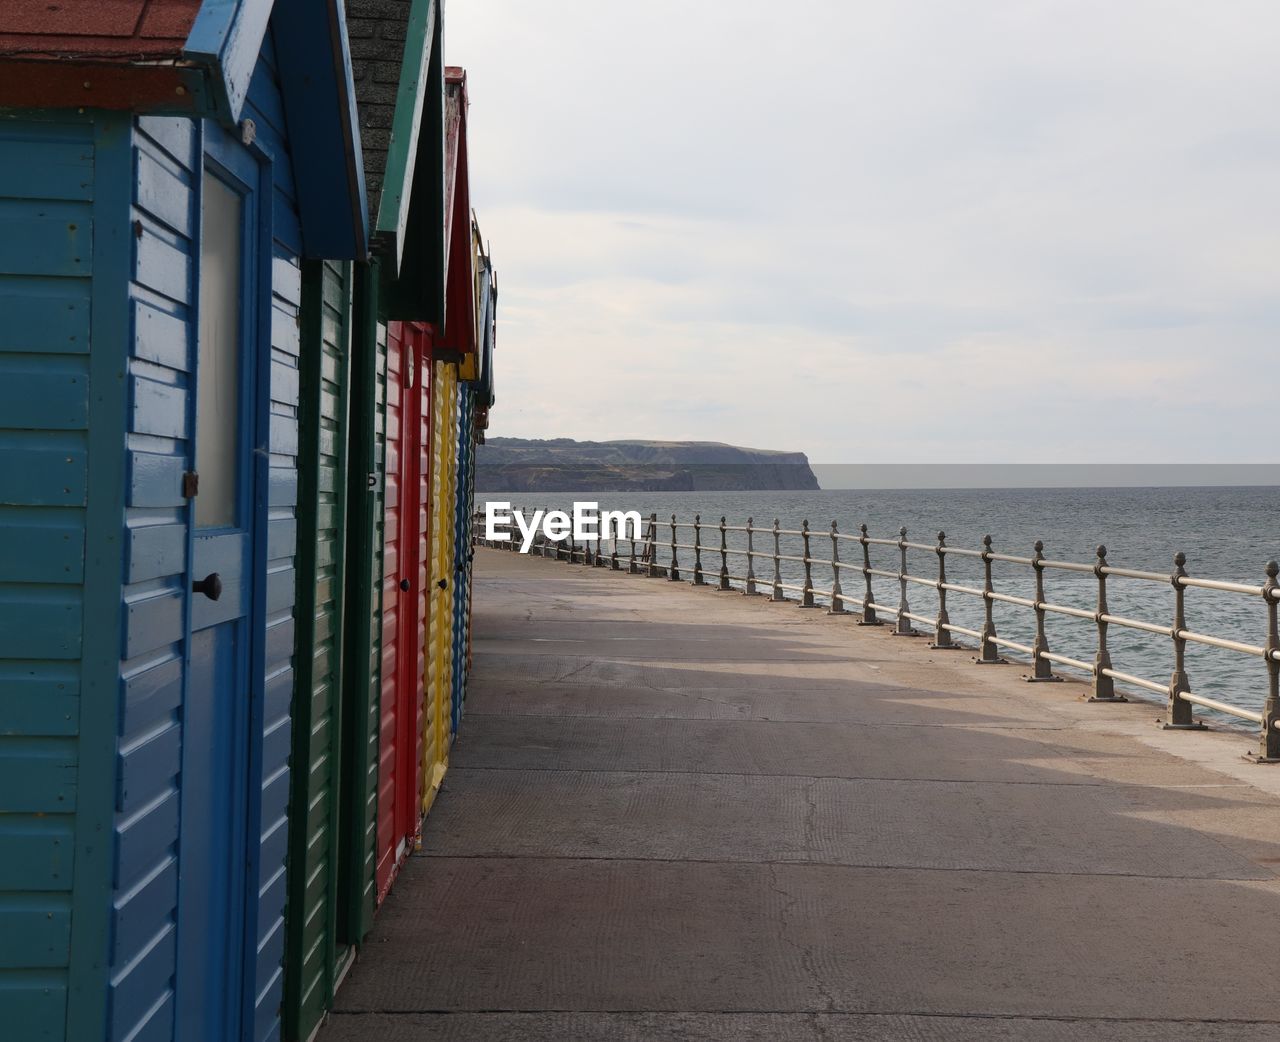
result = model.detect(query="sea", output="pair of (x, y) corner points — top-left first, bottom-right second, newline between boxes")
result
(480, 486), (1280, 725)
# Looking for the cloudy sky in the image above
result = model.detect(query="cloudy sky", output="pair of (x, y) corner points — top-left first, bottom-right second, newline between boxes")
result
(447, 1), (1280, 464)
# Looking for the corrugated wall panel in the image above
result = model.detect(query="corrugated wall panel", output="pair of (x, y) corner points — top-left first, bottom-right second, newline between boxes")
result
(375, 321), (405, 899)
(334, 292), (385, 942)
(414, 334), (431, 833)
(107, 111), (198, 1042)
(103, 29), (308, 1042)
(0, 115), (94, 1041)
(249, 31), (305, 1039)
(284, 258), (352, 1042)
(423, 362), (458, 811)
(450, 390), (476, 733)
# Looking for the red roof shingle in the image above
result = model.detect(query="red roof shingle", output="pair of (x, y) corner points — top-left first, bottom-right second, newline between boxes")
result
(0, 0), (201, 61)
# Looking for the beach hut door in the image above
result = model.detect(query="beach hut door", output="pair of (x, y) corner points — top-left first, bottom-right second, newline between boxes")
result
(176, 139), (263, 1041)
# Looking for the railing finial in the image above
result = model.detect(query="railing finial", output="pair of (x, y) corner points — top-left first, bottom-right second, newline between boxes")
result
(829, 520), (847, 614)
(717, 515), (730, 590)
(691, 513), (706, 586)
(1163, 549), (1199, 728)
(893, 526), (916, 636)
(667, 513), (680, 582)
(1259, 560), (1280, 759)
(931, 529), (954, 649)
(799, 520), (816, 608)
(1026, 536), (1058, 681)
(770, 518), (784, 601)
(976, 533), (1004, 664)
(1088, 544), (1122, 702)
(857, 522), (879, 625)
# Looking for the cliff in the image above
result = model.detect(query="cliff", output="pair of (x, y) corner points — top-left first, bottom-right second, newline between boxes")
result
(474, 438), (821, 492)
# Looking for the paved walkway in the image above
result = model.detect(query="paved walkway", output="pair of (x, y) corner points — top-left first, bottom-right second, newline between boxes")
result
(321, 549), (1280, 1041)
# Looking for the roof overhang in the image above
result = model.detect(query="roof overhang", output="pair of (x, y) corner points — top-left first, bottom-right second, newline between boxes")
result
(271, 0), (368, 258)
(376, 0), (446, 321)
(442, 69), (476, 366)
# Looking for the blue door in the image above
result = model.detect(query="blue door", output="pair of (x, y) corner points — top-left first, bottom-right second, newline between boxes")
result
(176, 124), (266, 1042)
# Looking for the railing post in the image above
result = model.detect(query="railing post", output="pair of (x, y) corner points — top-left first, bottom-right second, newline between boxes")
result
(828, 521), (848, 614)
(718, 516), (730, 590)
(930, 531), (955, 648)
(799, 520), (817, 607)
(1026, 540), (1060, 681)
(975, 535), (1005, 663)
(647, 512), (660, 577)
(770, 519), (784, 601)
(1257, 561), (1280, 760)
(893, 527), (917, 635)
(583, 515), (594, 566)
(744, 517), (758, 595)
(1162, 552), (1202, 726)
(691, 514), (706, 585)
(1089, 545), (1123, 701)
(857, 523), (880, 625)
(667, 514), (681, 581)
(610, 515), (620, 570)
(628, 524), (638, 574)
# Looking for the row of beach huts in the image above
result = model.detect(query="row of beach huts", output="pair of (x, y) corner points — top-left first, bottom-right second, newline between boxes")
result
(0, 2), (494, 1040)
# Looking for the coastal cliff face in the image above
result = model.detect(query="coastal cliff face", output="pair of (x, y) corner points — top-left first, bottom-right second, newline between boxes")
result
(475, 438), (821, 492)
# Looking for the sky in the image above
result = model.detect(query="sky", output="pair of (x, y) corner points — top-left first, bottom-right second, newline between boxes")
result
(446, 1), (1280, 465)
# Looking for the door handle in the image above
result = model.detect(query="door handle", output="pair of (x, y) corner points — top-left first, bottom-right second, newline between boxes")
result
(400, 578), (411, 592)
(193, 572), (223, 602)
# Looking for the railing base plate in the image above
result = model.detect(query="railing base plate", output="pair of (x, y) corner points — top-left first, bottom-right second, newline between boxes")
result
(973, 657), (1008, 665)
(1087, 695), (1129, 703)
(1160, 720), (1208, 730)
(1243, 754), (1280, 764)
(929, 642), (965, 651)
(1023, 674), (1064, 683)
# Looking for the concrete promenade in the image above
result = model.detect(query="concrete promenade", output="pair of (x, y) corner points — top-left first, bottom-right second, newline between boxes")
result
(321, 548), (1280, 1041)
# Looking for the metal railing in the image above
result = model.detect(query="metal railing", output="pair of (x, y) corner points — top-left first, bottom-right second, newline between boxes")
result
(476, 509), (1280, 761)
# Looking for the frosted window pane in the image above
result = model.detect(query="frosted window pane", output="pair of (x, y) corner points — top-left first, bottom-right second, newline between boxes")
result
(196, 173), (243, 529)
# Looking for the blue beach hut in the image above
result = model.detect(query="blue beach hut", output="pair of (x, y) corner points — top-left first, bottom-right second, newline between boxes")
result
(0, 2), (368, 1040)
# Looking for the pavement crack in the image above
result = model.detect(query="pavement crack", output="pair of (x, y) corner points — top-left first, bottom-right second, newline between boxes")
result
(801, 776), (819, 856)
(543, 660), (596, 685)
(767, 864), (837, 1013)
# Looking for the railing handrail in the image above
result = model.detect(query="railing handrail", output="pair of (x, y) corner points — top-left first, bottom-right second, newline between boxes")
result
(473, 507), (1280, 758)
